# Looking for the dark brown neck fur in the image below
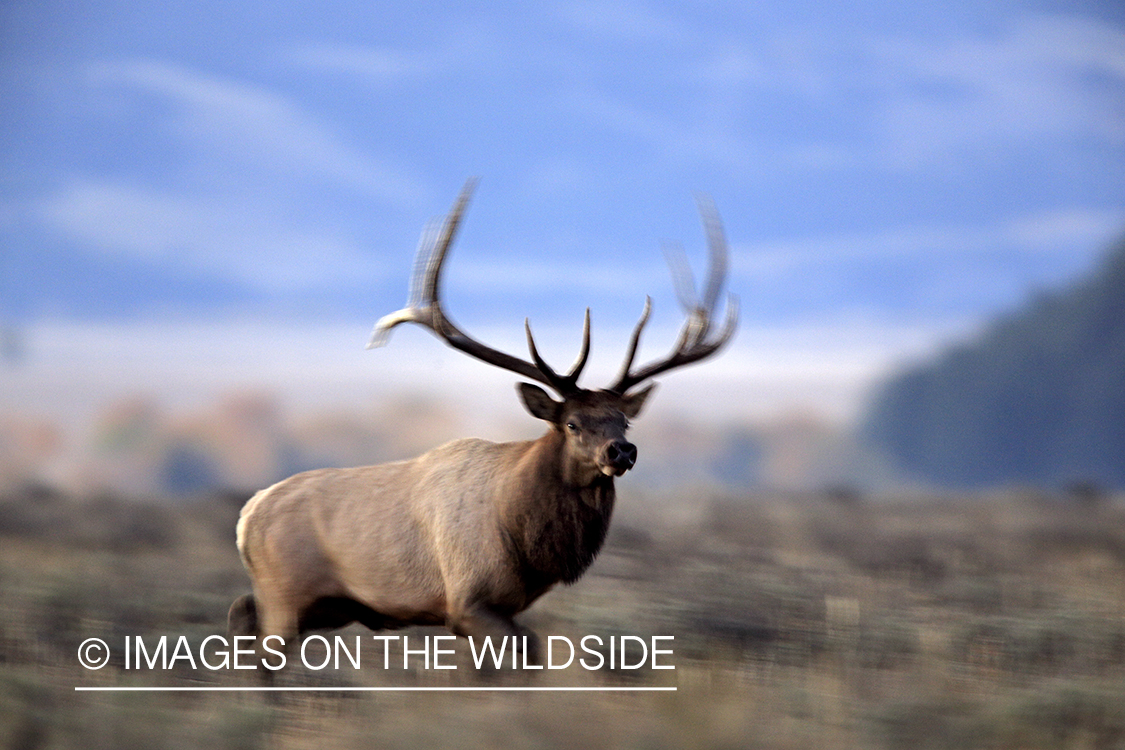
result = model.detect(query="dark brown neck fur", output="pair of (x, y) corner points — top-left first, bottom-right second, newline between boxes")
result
(500, 430), (616, 594)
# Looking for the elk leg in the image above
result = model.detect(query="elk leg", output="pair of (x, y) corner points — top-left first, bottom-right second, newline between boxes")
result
(514, 622), (542, 665)
(447, 604), (541, 665)
(228, 594), (259, 638)
(255, 592), (300, 651)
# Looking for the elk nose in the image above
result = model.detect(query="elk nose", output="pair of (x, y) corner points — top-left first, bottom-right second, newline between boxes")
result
(605, 440), (638, 472)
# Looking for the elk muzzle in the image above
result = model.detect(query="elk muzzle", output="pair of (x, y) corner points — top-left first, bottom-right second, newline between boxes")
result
(601, 439), (638, 476)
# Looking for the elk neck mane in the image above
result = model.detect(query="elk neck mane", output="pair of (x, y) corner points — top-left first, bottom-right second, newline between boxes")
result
(499, 427), (616, 590)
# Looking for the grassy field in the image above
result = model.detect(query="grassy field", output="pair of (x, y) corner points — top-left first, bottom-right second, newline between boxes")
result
(2, 483), (1124, 749)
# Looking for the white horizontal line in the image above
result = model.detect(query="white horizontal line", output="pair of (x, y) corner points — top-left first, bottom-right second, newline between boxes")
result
(75, 686), (676, 692)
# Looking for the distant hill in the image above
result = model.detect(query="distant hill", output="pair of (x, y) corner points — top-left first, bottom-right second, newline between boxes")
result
(861, 233), (1125, 490)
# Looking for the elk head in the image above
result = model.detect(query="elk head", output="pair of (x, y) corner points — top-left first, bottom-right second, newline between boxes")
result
(368, 178), (738, 483)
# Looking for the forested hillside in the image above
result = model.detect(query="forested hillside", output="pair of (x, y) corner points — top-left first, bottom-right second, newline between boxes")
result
(862, 234), (1125, 489)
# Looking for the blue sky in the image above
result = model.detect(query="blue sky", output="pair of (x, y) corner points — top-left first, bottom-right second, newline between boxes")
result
(2, 0), (1124, 427)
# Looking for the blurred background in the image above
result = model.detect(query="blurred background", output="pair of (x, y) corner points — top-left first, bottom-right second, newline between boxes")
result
(3, 0), (1123, 497)
(3, 0), (1125, 748)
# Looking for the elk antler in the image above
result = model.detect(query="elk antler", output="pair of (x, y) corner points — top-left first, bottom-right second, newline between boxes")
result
(368, 178), (591, 395)
(608, 193), (739, 395)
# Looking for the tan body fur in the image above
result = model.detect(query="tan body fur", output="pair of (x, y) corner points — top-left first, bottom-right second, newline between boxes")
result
(234, 425), (619, 653)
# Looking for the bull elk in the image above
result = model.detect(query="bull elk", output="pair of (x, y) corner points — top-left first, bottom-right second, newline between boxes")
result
(229, 179), (737, 663)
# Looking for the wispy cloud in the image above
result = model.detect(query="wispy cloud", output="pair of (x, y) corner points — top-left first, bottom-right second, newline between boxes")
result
(724, 207), (1125, 322)
(869, 15), (1125, 166)
(37, 180), (379, 292)
(732, 208), (1125, 284)
(586, 13), (1125, 174)
(560, 87), (762, 174)
(31, 178), (674, 301)
(290, 45), (443, 82)
(87, 59), (428, 205)
(555, 0), (688, 44)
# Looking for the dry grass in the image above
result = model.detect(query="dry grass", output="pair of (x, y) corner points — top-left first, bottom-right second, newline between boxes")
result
(2, 484), (1124, 749)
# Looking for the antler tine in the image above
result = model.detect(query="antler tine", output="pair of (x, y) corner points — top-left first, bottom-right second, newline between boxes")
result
(368, 178), (563, 390)
(662, 242), (698, 314)
(524, 321), (567, 391)
(523, 307), (592, 394)
(406, 218), (441, 308)
(608, 195), (738, 395)
(612, 296), (652, 390)
(421, 176), (478, 305)
(695, 192), (728, 314)
(566, 308), (592, 380)
(611, 293), (738, 393)
(367, 178), (479, 349)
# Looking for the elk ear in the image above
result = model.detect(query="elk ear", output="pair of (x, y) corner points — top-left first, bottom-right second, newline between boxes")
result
(621, 383), (656, 419)
(518, 383), (563, 423)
